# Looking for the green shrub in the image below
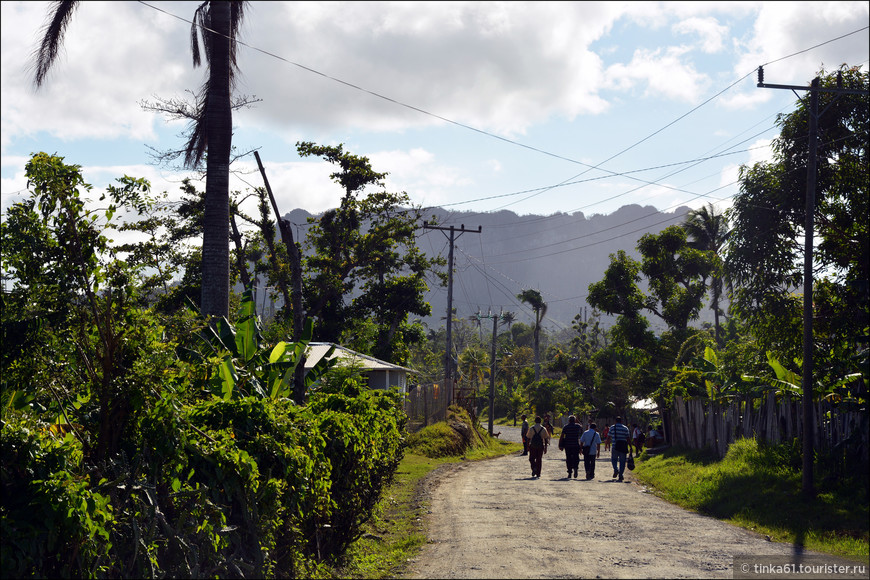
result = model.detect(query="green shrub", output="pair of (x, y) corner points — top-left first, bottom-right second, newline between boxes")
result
(406, 405), (480, 458)
(406, 422), (467, 458)
(1, 418), (113, 578)
(306, 385), (407, 563)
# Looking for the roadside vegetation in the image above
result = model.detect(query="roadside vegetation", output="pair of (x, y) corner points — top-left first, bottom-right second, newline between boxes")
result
(335, 406), (518, 579)
(2, 31), (866, 579)
(632, 439), (869, 562)
(0, 150), (440, 578)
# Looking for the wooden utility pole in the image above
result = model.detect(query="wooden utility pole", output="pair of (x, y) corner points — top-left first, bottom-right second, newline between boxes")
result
(254, 151), (307, 401)
(423, 222), (481, 406)
(756, 67), (868, 498)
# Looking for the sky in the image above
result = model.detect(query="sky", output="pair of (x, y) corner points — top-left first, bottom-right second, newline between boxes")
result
(1, 1), (868, 326)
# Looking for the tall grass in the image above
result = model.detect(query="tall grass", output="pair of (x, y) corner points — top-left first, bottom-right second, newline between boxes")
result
(633, 437), (869, 562)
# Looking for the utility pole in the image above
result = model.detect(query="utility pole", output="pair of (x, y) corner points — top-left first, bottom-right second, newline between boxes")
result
(423, 222), (481, 406)
(469, 308), (503, 435)
(488, 309), (502, 437)
(254, 151), (306, 401)
(756, 67), (868, 499)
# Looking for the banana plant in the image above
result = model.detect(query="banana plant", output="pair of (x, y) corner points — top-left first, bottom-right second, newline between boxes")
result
(199, 290), (336, 402)
(678, 345), (746, 401)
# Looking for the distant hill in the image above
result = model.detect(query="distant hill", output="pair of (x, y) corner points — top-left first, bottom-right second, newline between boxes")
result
(283, 204), (705, 335)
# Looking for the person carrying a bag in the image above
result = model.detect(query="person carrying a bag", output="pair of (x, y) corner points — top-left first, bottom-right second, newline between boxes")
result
(579, 422), (602, 480)
(527, 416), (550, 478)
(609, 416), (631, 482)
(559, 415), (582, 478)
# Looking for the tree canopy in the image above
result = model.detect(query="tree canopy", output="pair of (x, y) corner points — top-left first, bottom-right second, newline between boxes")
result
(727, 65), (869, 363)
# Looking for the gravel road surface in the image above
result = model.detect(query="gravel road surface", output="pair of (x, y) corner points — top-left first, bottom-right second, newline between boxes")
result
(399, 425), (865, 579)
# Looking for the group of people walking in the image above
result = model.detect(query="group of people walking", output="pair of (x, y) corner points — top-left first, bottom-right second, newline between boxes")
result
(520, 414), (634, 481)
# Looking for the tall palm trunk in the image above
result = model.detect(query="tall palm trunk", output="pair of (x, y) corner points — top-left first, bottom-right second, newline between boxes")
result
(200, 1), (232, 319)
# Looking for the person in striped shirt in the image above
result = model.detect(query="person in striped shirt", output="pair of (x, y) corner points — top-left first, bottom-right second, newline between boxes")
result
(609, 416), (631, 481)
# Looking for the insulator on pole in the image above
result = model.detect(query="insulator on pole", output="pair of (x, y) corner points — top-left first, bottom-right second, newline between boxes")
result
(757, 66), (764, 85)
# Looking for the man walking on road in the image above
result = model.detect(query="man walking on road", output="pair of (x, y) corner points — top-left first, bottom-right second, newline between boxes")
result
(520, 414), (529, 456)
(609, 416), (631, 481)
(526, 416), (550, 478)
(559, 415), (582, 478)
(579, 422), (602, 480)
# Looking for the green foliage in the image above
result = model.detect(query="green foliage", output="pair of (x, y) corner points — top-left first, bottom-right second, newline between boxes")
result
(406, 406), (479, 458)
(296, 141), (445, 364)
(728, 65), (869, 365)
(406, 422), (467, 458)
(196, 290), (336, 402)
(306, 386), (408, 560)
(1, 419), (113, 578)
(1, 153), (409, 578)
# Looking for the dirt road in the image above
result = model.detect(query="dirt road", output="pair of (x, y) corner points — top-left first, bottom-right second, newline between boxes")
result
(399, 425), (864, 579)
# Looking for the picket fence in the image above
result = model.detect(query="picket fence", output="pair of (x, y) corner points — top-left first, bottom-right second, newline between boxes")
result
(668, 394), (868, 463)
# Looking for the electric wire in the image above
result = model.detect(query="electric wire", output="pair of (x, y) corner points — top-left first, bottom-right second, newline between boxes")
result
(130, 1), (866, 321)
(136, 1), (868, 216)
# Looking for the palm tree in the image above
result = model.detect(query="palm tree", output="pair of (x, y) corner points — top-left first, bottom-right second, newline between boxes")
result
(517, 289), (547, 382)
(682, 203), (730, 346)
(31, 0), (247, 319)
(501, 311), (516, 340)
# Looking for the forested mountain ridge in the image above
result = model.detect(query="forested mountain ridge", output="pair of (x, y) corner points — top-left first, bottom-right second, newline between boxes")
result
(285, 203), (696, 332)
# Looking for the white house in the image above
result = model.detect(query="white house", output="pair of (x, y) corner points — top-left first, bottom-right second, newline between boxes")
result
(304, 342), (416, 395)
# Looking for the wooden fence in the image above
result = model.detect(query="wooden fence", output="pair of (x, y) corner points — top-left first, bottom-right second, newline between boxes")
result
(668, 394), (869, 463)
(404, 382), (453, 433)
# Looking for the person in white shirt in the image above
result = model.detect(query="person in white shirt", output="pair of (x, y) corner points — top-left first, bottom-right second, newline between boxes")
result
(579, 422), (602, 480)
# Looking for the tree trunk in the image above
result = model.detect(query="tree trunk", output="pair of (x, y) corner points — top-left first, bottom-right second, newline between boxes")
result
(230, 209), (252, 291)
(713, 283), (721, 348)
(200, 1), (232, 319)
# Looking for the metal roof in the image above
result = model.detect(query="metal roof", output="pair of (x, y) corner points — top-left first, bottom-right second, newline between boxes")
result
(304, 342), (417, 373)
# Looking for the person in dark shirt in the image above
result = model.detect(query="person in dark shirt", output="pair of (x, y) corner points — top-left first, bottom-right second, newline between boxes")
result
(559, 415), (582, 478)
(526, 416), (550, 478)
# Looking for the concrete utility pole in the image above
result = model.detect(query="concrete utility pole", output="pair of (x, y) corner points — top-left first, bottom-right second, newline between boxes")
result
(756, 66), (869, 499)
(423, 222), (481, 406)
(473, 309), (504, 436)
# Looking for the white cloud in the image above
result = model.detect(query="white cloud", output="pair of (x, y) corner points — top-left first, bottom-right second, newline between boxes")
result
(0, 1), (204, 154)
(672, 17), (729, 53)
(604, 46), (711, 102)
(236, 2), (625, 137)
(746, 137), (774, 166)
(724, 1), (869, 110)
(369, 147), (474, 207)
(738, 1), (869, 80)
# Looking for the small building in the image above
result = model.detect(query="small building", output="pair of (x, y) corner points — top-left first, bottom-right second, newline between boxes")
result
(304, 342), (416, 395)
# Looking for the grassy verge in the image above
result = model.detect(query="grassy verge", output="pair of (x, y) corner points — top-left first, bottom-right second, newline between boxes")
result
(632, 438), (869, 563)
(335, 411), (521, 579)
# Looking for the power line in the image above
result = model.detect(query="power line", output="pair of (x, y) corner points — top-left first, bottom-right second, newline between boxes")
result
(135, 0), (866, 279)
(136, 1), (867, 210)
(446, 129), (857, 265)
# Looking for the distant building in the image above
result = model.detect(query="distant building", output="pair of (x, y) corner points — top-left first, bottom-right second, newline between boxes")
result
(304, 342), (416, 395)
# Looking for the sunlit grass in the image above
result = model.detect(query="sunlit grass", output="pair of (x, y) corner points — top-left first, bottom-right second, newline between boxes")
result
(633, 438), (869, 562)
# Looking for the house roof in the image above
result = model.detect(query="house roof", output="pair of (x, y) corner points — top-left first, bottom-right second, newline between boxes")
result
(304, 342), (417, 373)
